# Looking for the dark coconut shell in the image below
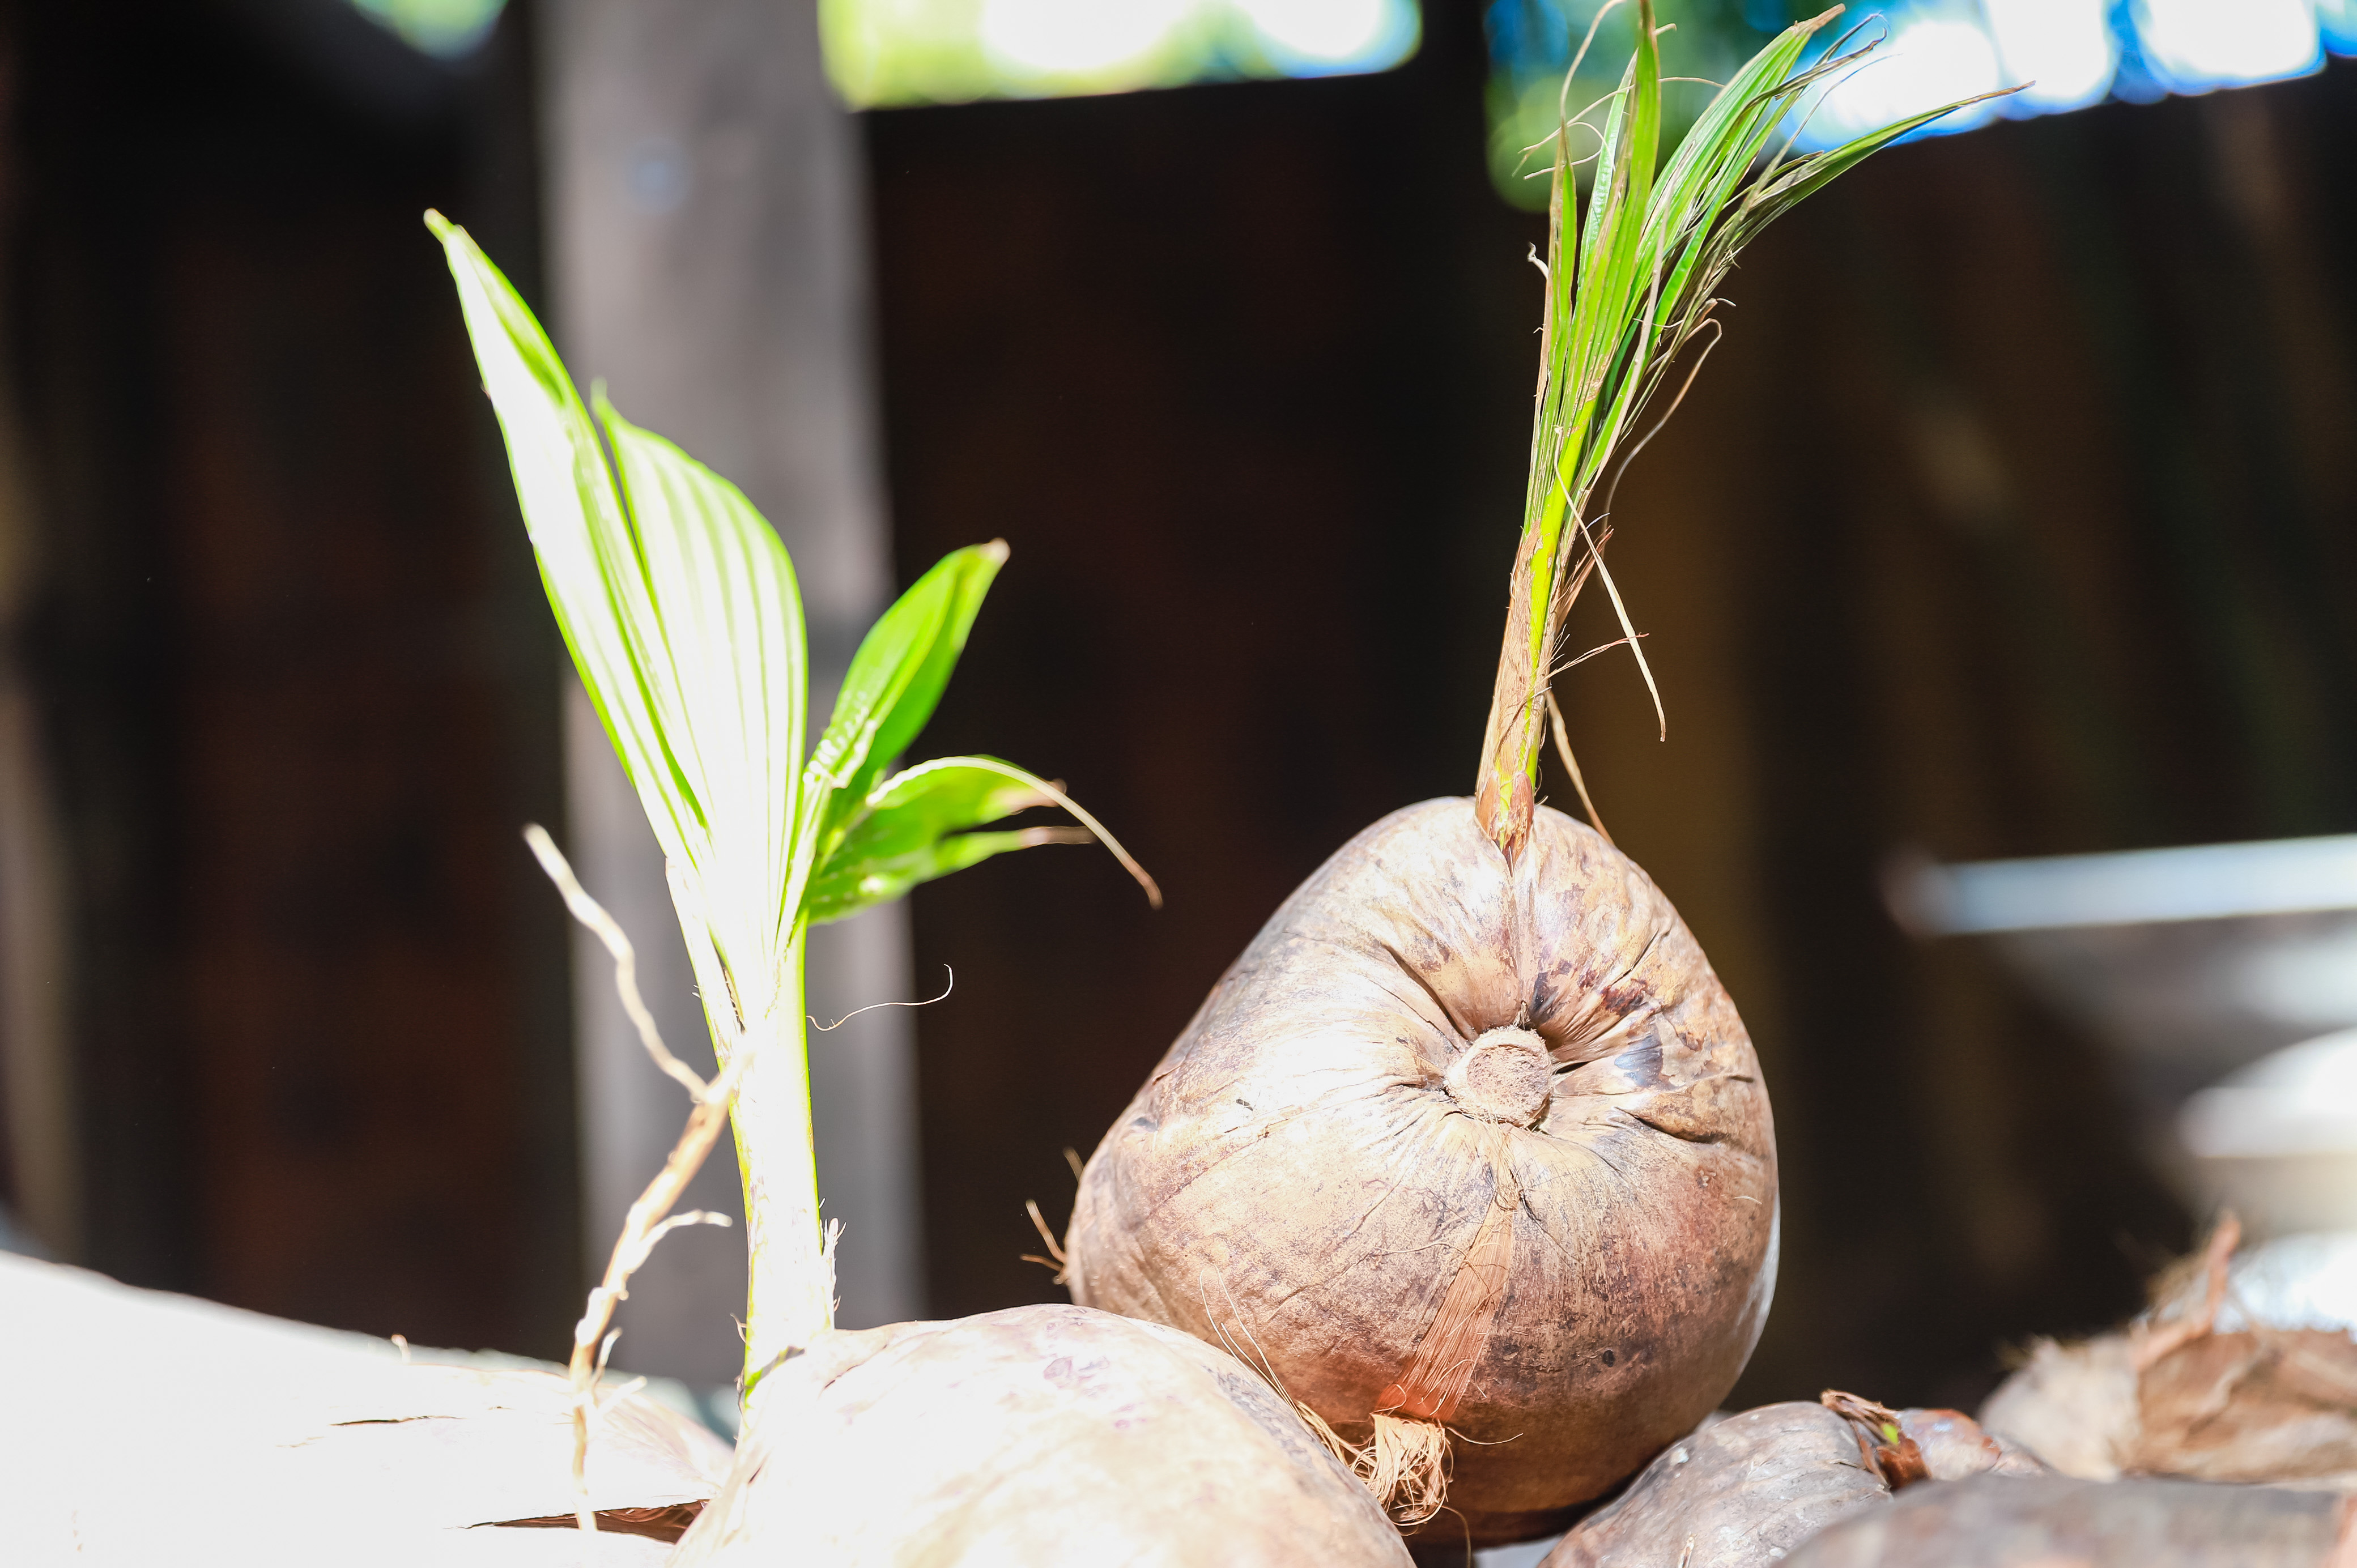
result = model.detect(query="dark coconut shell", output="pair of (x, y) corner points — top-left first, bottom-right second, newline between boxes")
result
(1541, 1403), (1889, 1568)
(1897, 1406), (2048, 1483)
(1783, 1473), (2354, 1568)
(670, 1303), (1414, 1566)
(1541, 1397), (2040, 1568)
(1067, 799), (1777, 1543)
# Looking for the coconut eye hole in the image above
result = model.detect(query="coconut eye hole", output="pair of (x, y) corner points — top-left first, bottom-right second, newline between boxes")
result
(1442, 1025), (1552, 1126)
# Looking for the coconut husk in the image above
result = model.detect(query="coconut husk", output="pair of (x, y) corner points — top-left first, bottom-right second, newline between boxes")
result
(1977, 1333), (2143, 1481)
(670, 1302), (1414, 1566)
(1782, 1473), (2355, 1567)
(1538, 1394), (2040, 1568)
(1979, 1217), (2357, 1491)
(1, 1250), (730, 1565)
(2134, 1327), (2357, 1488)
(1067, 799), (1776, 1544)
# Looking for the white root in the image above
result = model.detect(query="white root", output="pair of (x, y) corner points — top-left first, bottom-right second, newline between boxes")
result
(524, 824), (756, 1546)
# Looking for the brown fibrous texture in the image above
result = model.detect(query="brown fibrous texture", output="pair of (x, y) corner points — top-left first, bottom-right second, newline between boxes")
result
(1979, 1216), (2357, 1492)
(1066, 799), (1778, 1544)
(669, 1303), (1414, 1567)
(2133, 1327), (2357, 1487)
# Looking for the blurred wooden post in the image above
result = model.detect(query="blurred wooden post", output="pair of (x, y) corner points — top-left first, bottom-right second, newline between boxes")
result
(541, 0), (920, 1382)
(0, 295), (76, 1263)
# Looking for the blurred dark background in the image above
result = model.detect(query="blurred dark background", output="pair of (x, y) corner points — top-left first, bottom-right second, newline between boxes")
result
(0, 0), (575, 1350)
(1, 0), (2352, 1418)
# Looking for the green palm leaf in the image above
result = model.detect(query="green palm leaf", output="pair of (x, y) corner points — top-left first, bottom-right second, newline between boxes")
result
(809, 542), (1006, 860)
(432, 211), (808, 1056)
(810, 755), (1160, 925)
(431, 210), (1154, 1380)
(1476, 2), (2013, 859)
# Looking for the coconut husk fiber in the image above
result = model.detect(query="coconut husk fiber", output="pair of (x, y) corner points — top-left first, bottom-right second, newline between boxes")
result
(1980, 1218), (2357, 1490)
(0, 1249), (730, 1565)
(670, 1302), (1413, 1566)
(1539, 1395), (2041, 1568)
(1782, 1473), (2356, 1567)
(1066, 798), (1776, 1545)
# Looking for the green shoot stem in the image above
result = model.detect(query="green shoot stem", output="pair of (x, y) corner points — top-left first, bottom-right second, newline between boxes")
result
(1475, 3), (2003, 863)
(669, 865), (830, 1383)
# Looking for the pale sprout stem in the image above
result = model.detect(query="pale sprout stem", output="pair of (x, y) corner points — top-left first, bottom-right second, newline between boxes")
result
(522, 824), (756, 1543)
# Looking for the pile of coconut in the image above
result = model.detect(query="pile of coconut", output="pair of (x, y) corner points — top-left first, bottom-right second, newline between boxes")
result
(11, 7), (2355, 1568)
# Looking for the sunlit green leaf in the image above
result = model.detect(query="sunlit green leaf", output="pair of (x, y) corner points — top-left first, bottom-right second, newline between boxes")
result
(431, 214), (809, 1049)
(433, 211), (1157, 1376)
(1488, 2), (2002, 825)
(809, 755), (1160, 925)
(598, 399), (811, 998)
(806, 543), (1006, 857)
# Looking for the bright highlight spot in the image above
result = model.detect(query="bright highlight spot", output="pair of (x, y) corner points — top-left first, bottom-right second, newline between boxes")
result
(981, 0), (1194, 75)
(2181, 1029), (2357, 1159)
(824, 0), (1420, 106)
(1982, 0), (2117, 113)
(2322, 0), (2357, 56)
(2214, 1230), (2357, 1337)
(1801, 16), (2004, 148)
(1484, 0), (2355, 209)
(1239, 0), (1394, 64)
(345, 0), (507, 58)
(2133, 0), (2321, 93)
(1899, 834), (2357, 935)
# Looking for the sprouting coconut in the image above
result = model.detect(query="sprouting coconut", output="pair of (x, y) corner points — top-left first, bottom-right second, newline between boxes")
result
(1062, 3), (2002, 1544)
(1068, 795), (1773, 1545)
(433, 218), (1411, 1566)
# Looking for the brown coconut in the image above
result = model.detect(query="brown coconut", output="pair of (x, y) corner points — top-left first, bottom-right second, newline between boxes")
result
(1066, 797), (1777, 1544)
(670, 1302), (1414, 1566)
(1784, 1473), (2356, 1568)
(1541, 1395), (2041, 1568)
(1541, 1403), (1891, 1568)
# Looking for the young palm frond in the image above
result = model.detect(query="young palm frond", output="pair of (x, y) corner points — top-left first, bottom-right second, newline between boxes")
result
(1476, 2), (2010, 862)
(430, 214), (1154, 1384)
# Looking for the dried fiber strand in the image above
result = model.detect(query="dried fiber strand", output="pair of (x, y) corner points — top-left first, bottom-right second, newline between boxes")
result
(527, 825), (754, 1542)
